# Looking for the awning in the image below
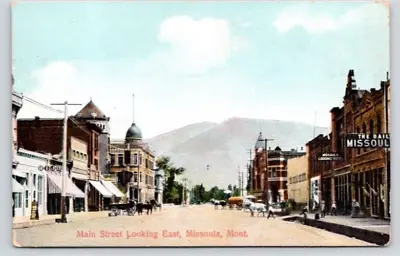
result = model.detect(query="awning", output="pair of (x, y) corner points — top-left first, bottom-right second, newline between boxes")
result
(89, 180), (113, 198)
(47, 172), (85, 198)
(12, 178), (25, 193)
(12, 169), (27, 178)
(101, 180), (124, 198)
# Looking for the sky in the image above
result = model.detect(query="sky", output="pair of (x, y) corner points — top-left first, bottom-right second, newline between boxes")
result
(12, 1), (390, 139)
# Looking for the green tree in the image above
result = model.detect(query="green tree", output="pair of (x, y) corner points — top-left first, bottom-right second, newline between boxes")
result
(156, 156), (186, 204)
(232, 185), (240, 196)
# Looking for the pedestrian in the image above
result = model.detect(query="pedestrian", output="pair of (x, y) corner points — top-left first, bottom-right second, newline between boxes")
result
(331, 201), (337, 216)
(321, 201), (326, 218)
(267, 205), (275, 219)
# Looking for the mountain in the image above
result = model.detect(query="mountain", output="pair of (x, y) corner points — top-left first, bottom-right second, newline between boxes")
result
(146, 118), (329, 189)
(145, 121), (217, 154)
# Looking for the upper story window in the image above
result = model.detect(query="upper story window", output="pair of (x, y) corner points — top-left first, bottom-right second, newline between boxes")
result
(369, 119), (374, 134)
(377, 115), (382, 133)
(132, 153), (138, 165)
(111, 154), (115, 166)
(139, 154), (143, 165)
(118, 154), (124, 166)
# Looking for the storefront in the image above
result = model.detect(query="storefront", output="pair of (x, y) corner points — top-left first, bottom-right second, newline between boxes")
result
(71, 170), (89, 212)
(310, 176), (321, 209)
(13, 149), (48, 217)
(101, 180), (124, 203)
(88, 180), (113, 210)
(47, 171), (85, 214)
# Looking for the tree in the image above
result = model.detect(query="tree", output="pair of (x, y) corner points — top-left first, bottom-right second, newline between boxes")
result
(232, 185), (240, 196)
(156, 156), (186, 204)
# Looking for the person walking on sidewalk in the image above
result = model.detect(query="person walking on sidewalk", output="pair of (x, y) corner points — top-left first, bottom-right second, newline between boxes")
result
(330, 201), (337, 216)
(321, 201), (326, 218)
(267, 205), (275, 219)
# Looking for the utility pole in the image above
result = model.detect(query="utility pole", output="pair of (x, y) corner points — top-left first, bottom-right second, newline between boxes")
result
(182, 177), (187, 206)
(237, 165), (241, 196)
(241, 170), (244, 197)
(258, 135), (273, 207)
(51, 101), (81, 223)
(246, 149), (252, 192)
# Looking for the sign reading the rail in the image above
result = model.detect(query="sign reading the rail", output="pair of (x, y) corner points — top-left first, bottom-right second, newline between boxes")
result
(345, 133), (390, 148)
(318, 153), (343, 161)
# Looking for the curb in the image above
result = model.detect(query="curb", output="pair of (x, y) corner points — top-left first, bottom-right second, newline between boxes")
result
(13, 214), (109, 229)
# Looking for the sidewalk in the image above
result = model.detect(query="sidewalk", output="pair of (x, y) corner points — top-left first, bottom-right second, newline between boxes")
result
(13, 211), (109, 229)
(320, 215), (390, 235)
(281, 213), (390, 235)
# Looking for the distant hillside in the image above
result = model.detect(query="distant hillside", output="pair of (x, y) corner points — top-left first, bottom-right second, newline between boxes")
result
(147, 118), (329, 189)
(145, 122), (217, 154)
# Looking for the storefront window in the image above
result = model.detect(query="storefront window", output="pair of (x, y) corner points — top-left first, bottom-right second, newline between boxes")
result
(13, 193), (22, 208)
(38, 176), (43, 205)
(25, 190), (29, 208)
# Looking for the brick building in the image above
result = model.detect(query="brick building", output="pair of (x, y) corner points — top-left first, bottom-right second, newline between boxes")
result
(311, 70), (390, 218)
(306, 133), (332, 210)
(251, 132), (305, 203)
(17, 100), (113, 212)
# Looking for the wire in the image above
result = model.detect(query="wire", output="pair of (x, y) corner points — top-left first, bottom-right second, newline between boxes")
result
(23, 96), (63, 114)
(19, 96), (154, 153)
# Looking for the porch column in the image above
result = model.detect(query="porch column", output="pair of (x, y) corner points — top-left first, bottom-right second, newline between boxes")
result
(84, 181), (89, 212)
(69, 197), (73, 214)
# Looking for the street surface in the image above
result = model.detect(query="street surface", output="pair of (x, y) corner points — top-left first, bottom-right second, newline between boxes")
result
(13, 205), (373, 247)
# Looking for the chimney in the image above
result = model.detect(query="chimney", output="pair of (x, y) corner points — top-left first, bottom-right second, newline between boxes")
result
(34, 116), (40, 120)
(380, 81), (385, 89)
(371, 88), (376, 93)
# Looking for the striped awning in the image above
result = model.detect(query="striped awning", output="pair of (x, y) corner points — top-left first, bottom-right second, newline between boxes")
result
(89, 180), (113, 198)
(12, 178), (25, 193)
(101, 180), (124, 198)
(47, 172), (85, 198)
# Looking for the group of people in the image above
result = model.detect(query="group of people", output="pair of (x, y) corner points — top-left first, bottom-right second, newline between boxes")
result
(301, 200), (338, 218)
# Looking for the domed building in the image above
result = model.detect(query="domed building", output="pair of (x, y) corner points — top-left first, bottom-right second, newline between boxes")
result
(109, 96), (156, 203)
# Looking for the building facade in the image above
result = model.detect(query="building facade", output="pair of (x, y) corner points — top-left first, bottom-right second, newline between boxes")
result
(251, 133), (306, 203)
(110, 121), (155, 203)
(13, 149), (48, 217)
(17, 107), (112, 211)
(306, 134), (332, 210)
(69, 136), (89, 212)
(314, 70), (390, 218)
(287, 154), (308, 205)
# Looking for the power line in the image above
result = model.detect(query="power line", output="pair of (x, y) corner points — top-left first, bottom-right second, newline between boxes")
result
(23, 96), (64, 114)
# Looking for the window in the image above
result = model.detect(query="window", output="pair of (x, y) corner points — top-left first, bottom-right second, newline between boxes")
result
(94, 135), (99, 150)
(33, 174), (37, 188)
(111, 154), (115, 166)
(94, 159), (98, 169)
(25, 190), (28, 208)
(145, 159), (148, 169)
(37, 176), (43, 205)
(118, 154), (124, 166)
(139, 173), (142, 182)
(13, 193), (22, 208)
(139, 154), (143, 165)
(132, 153), (138, 165)
(369, 119), (374, 134)
(362, 122), (367, 133)
(377, 115), (382, 133)
(133, 173), (138, 182)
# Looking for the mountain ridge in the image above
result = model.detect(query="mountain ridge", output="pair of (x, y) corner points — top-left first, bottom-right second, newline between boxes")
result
(146, 117), (329, 188)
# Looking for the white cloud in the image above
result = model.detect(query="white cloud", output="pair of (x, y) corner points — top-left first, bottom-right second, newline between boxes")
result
(156, 15), (247, 74)
(273, 3), (389, 34)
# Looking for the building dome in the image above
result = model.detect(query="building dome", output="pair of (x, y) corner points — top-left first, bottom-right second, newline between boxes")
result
(125, 122), (142, 143)
(255, 132), (265, 149)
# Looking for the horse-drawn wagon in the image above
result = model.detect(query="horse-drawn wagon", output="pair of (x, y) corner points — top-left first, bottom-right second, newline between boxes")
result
(227, 196), (243, 210)
(108, 200), (136, 216)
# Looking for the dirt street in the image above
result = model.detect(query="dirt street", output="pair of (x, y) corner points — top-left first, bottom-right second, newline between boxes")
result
(13, 205), (372, 247)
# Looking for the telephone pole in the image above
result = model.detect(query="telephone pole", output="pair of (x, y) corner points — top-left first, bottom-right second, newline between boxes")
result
(246, 149), (252, 192)
(51, 101), (81, 223)
(258, 136), (274, 207)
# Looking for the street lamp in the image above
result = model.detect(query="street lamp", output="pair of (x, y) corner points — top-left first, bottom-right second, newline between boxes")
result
(258, 136), (273, 207)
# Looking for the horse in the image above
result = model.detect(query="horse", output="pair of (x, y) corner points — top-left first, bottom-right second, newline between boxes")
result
(150, 199), (161, 211)
(214, 200), (227, 210)
(136, 201), (154, 215)
(248, 202), (267, 217)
